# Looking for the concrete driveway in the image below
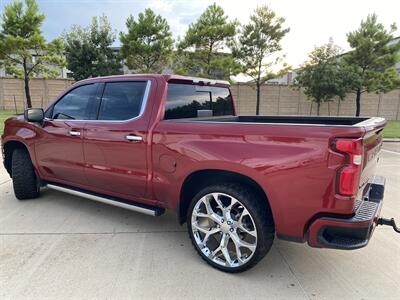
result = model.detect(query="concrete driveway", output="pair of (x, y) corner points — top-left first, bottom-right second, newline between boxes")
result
(1, 144), (399, 300)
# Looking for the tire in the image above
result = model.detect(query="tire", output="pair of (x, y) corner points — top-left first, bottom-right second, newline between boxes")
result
(187, 183), (274, 273)
(11, 148), (40, 200)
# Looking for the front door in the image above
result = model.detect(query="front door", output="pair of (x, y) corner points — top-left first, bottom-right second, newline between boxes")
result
(35, 83), (100, 186)
(83, 80), (151, 201)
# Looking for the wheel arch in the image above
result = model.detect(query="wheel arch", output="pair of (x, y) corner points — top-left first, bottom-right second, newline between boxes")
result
(178, 169), (275, 225)
(3, 140), (31, 176)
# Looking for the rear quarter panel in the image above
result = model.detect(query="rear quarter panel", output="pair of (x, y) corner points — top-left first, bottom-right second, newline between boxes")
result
(152, 120), (366, 239)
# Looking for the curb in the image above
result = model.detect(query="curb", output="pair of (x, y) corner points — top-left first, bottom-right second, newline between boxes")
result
(383, 138), (400, 142)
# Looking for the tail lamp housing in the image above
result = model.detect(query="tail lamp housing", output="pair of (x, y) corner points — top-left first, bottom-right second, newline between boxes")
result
(334, 138), (363, 196)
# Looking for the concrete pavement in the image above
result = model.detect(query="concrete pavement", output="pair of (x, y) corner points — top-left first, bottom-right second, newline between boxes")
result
(1, 144), (399, 299)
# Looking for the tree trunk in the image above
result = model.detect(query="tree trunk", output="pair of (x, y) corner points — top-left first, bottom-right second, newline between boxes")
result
(206, 43), (213, 76)
(317, 101), (321, 116)
(256, 82), (260, 115)
(24, 76), (32, 108)
(355, 88), (361, 117)
(23, 59), (32, 108)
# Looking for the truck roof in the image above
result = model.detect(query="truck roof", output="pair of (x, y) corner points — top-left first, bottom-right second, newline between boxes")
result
(76, 74), (230, 87)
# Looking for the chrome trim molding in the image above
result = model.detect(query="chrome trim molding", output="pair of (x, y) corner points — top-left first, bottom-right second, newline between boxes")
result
(47, 184), (157, 216)
(139, 80), (151, 117)
(125, 135), (143, 142)
(46, 80), (152, 123)
(68, 130), (81, 136)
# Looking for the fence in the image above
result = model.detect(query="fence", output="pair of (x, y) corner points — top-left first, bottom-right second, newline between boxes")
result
(231, 83), (400, 120)
(0, 78), (74, 113)
(1, 78), (399, 120)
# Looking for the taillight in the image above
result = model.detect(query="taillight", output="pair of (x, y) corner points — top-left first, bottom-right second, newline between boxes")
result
(334, 138), (363, 196)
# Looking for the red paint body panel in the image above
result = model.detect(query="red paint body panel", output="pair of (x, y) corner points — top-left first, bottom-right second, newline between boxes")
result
(151, 121), (368, 238)
(81, 77), (158, 201)
(1, 74), (386, 244)
(36, 120), (87, 185)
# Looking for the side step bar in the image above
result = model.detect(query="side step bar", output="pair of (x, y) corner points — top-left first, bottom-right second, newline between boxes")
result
(47, 184), (165, 217)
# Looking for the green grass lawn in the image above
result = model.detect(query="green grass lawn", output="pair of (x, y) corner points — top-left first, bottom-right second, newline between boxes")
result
(384, 121), (400, 138)
(0, 110), (17, 135)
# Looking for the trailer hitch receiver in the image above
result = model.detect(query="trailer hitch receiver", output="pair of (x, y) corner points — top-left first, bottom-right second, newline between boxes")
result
(377, 218), (400, 233)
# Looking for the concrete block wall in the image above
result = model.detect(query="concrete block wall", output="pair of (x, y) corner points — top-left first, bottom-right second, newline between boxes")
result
(0, 78), (74, 112)
(232, 83), (400, 120)
(0, 78), (399, 120)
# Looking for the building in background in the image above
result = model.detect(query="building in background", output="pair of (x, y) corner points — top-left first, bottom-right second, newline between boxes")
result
(0, 51), (71, 79)
(389, 36), (400, 73)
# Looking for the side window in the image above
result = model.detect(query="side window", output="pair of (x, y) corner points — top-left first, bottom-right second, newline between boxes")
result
(165, 84), (234, 120)
(98, 81), (147, 121)
(52, 84), (98, 120)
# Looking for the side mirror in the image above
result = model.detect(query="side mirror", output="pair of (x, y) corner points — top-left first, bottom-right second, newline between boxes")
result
(24, 108), (44, 123)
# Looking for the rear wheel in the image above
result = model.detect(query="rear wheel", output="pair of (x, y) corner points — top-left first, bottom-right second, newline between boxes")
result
(187, 183), (274, 273)
(11, 148), (40, 200)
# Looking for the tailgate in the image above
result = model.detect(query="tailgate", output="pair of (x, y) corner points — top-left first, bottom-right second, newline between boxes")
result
(358, 118), (386, 191)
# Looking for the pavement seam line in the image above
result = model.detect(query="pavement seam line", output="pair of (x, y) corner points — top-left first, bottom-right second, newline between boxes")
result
(7, 234), (65, 299)
(0, 179), (11, 185)
(381, 149), (400, 155)
(274, 245), (312, 300)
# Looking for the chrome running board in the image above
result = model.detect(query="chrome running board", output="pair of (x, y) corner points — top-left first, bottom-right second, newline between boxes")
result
(47, 183), (164, 216)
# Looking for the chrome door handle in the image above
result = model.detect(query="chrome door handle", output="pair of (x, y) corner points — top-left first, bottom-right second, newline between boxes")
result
(126, 135), (143, 142)
(69, 130), (81, 136)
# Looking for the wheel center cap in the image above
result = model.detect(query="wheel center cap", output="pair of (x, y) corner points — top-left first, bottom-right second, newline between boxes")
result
(220, 222), (233, 234)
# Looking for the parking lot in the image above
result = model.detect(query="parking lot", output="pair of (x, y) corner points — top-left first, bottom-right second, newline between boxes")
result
(0, 143), (399, 300)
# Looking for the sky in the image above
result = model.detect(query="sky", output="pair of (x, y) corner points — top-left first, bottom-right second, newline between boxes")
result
(0, 0), (399, 69)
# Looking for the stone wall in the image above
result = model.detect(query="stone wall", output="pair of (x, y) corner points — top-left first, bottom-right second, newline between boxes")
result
(1, 78), (399, 120)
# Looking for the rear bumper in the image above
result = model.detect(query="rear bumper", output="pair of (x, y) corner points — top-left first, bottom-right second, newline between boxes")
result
(308, 176), (385, 250)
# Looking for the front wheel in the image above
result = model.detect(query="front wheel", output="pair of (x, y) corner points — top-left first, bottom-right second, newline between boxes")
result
(11, 148), (40, 200)
(187, 183), (274, 273)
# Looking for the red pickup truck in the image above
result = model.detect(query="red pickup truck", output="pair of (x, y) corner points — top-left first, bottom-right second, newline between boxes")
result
(1, 74), (391, 272)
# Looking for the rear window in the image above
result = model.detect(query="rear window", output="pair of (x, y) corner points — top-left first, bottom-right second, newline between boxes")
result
(165, 83), (234, 120)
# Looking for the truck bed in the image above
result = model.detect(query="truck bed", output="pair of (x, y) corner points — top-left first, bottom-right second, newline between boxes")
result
(185, 115), (384, 127)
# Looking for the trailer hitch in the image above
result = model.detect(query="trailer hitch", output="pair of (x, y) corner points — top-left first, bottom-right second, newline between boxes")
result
(377, 218), (400, 233)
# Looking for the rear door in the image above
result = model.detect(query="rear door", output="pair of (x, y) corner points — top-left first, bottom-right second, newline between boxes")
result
(36, 83), (100, 186)
(83, 80), (153, 201)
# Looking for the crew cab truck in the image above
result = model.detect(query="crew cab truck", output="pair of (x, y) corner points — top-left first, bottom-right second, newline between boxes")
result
(1, 74), (395, 273)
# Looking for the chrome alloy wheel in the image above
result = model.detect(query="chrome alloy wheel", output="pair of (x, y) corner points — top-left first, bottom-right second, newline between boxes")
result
(191, 192), (258, 268)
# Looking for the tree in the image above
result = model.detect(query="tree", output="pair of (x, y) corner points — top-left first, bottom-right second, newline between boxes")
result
(175, 3), (240, 80)
(343, 14), (400, 116)
(0, 0), (65, 108)
(63, 15), (122, 80)
(233, 5), (290, 115)
(120, 8), (173, 73)
(294, 40), (351, 115)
